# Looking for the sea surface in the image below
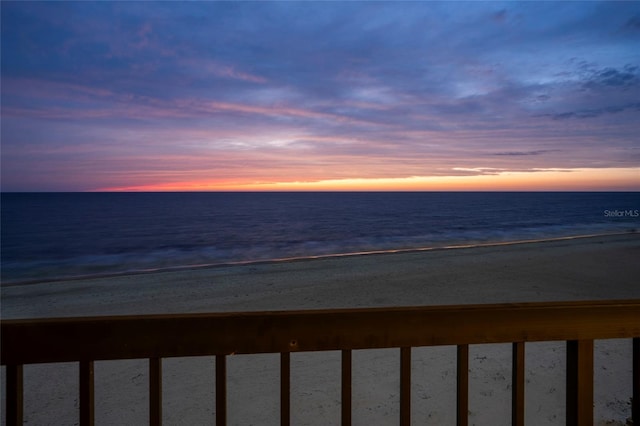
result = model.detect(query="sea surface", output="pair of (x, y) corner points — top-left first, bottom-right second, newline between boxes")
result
(1, 192), (638, 284)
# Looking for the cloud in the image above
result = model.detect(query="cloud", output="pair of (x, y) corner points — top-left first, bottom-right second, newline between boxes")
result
(491, 150), (554, 157)
(624, 15), (640, 31)
(491, 9), (508, 23)
(201, 62), (267, 84)
(2, 1), (640, 191)
(583, 65), (640, 90)
(523, 63), (640, 122)
(540, 102), (640, 120)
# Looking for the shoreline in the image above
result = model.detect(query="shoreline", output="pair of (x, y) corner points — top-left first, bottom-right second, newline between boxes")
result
(3, 229), (636, 287)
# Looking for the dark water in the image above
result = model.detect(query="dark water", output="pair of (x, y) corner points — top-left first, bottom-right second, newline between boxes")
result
(1, 192), (638, 284)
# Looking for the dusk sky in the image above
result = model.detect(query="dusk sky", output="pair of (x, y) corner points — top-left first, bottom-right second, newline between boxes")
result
(2, 1), (639, 192)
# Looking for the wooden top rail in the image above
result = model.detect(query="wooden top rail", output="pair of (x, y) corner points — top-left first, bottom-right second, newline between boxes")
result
(3, 299), (640, 365)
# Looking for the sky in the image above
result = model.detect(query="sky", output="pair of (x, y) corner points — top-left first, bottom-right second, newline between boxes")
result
(1, 1), (639, 192)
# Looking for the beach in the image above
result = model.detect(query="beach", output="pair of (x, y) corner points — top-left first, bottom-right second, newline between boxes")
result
(2, 233), (639, 425)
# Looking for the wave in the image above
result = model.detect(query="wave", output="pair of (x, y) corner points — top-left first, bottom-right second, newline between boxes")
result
(3, 229), (635, 286)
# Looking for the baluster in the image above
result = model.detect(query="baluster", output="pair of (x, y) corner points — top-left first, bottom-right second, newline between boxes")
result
(457, 344), (469, 426)
(79, 361), (95, 426)
(216, 355), (227, 426)
(150, 358), (162, 425)
(281, 352), (290, 426)
(512, 342), (525, 426)
(6, 364), (23, 426)
(342, 349), (352, 426)
(400, 347), (411, 426)
(566, 340), (594, 426)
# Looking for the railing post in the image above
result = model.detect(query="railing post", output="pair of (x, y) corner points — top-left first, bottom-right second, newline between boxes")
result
(6, 364), (23, 426)
(400, 347), (411, 426)
(566, 340), (593, 426)
(150, 357), (162, 426)
(342, 350), (352, 426)
(512, 342), (525, 426)
(216, 355), (227, 426)
(633, 338), (639, 425)
(457, 344), (469, 426)
(79, 361), (95, 426)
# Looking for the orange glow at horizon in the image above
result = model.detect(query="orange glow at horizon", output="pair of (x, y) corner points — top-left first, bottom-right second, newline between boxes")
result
(96, 167), (639, 192)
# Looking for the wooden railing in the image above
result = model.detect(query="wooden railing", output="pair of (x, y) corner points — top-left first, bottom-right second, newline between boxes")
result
(2, 299), (640, 426)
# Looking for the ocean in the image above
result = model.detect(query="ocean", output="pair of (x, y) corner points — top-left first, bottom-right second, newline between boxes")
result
(1, 192), (638, 284)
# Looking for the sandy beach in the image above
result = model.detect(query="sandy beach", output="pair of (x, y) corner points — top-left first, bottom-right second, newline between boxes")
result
(2, 233), (639, 425)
